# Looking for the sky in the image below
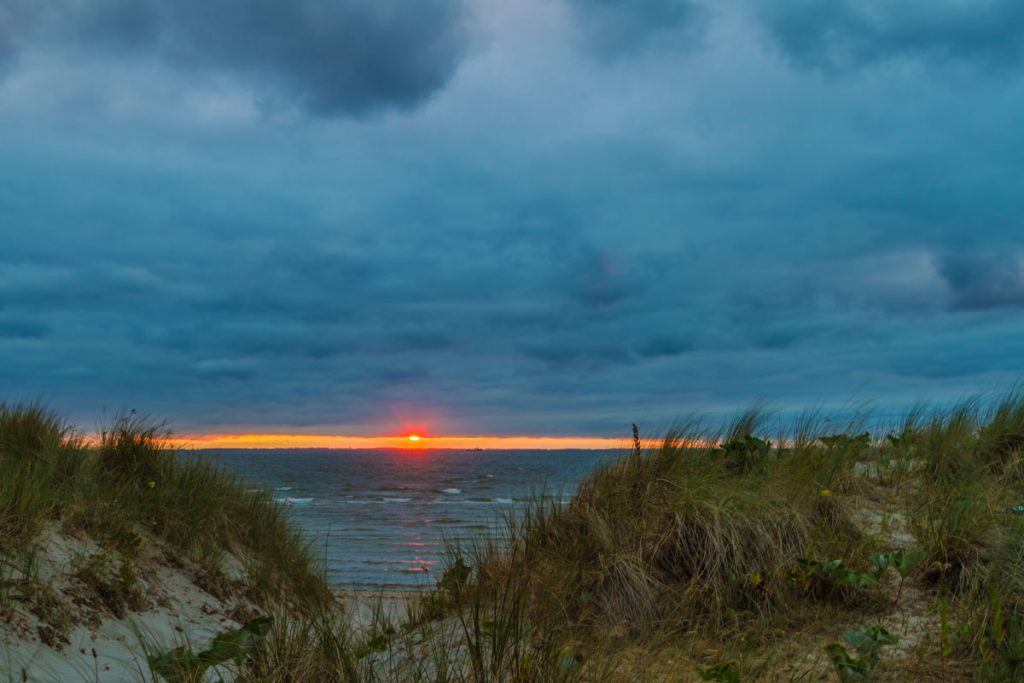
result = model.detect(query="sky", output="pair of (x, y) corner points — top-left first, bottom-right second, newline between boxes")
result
(1, 0), (1023, 440)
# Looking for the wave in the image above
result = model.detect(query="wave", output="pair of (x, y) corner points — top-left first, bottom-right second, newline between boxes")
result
(441, 487), (462, 494)
(276, 496), (314, 505)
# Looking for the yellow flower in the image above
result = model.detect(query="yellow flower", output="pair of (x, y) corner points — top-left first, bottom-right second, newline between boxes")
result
(819, 489), (832, 497)
(147, 480), (156, 489)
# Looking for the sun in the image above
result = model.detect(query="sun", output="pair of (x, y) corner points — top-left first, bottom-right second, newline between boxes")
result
(407, 434), (422, 442)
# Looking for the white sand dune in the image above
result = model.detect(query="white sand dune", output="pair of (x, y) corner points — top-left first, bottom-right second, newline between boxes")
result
(1, 527), (258, 683)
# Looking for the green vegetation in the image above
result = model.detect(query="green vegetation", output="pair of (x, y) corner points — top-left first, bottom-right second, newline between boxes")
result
(0, 404), (328, 609)
(825, 625), (900, 681)
(146, 616), (274, 683)
(0, 404), (346, 681)
(406, 397), (1024, 680)
(5, 395), (1024, 681)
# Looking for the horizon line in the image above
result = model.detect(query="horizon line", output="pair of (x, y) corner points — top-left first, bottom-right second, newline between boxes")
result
(171, 433), (638, 451)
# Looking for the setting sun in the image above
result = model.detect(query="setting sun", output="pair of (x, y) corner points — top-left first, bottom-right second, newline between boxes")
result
(407, 434), (422, 442)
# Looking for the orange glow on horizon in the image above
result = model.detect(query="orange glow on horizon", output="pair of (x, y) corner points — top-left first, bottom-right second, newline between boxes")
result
(169, 433), (636, 450)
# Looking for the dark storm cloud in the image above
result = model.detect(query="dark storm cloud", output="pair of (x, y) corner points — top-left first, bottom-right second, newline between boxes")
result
(939, 250), (1024, 311)
(1, 0), (468, 116)
(755, 0), (1024, 72)
(568, 0), (705, 58)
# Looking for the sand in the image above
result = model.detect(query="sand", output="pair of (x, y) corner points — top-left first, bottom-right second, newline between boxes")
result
(1, 527), (259, 683)
(336, 589), (418, 631)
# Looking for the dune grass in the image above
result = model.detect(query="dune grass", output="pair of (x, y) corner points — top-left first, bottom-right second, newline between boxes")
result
(6, 398), (1024, 680)
(404, 399), (1024, 680)
(396, 413), (879, 680)
(0, 404), (329, 612)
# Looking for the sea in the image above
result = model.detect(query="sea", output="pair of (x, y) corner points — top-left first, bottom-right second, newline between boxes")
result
(195, 449), (622, 591)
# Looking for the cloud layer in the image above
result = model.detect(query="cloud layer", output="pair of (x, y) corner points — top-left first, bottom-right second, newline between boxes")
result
(1, 0), (1023, 436)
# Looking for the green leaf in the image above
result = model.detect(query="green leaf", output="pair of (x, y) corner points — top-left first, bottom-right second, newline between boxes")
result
(822, 559), (846, 574)
(199, 615), (274, 666)
(844, 630), (872, 653)
(842, 625), (900, 674)
(147, 646), (210, 683)
(864, 625), (899, 647)
(203, 627), (260, 666)
(825, 643), (868, 682)
(148, 615), (274, 680)
(892, 550), (925, 578)
(838, 570), (879, 587)
(868, 554), (891, 575)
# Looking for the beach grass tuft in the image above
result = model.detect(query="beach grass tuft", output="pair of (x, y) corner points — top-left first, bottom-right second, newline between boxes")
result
(0, 404), (329, 613)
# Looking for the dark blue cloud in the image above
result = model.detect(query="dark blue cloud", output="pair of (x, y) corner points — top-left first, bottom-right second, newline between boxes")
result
(754, 0), (1024, 72)
(0, 0), (468, 116)
(940, 250), (1024, 311)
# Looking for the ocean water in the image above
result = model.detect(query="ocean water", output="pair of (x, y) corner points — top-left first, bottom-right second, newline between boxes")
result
(196, 449), (621, 590)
